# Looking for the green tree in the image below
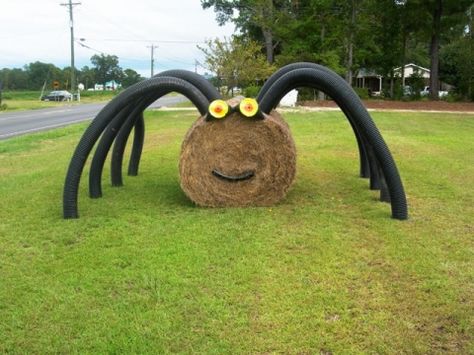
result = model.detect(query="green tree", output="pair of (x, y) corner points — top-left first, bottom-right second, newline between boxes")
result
(25, 61), (62, 90)
(90, 54), (123, 90)
(77, 66), (96, 90)
(61, 67), (81, 90)
(0, 68), (29, 90)
(121, 69), (144, 88)
(202, 0), (285, 63)
(441, 34), (474, 100)
(274, 0), (346, 74)
(198, 36), (276, 93)
(420, 0), (473, 99)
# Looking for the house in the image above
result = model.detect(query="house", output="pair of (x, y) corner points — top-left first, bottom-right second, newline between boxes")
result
(354, 69), (383, 96)
(393, 63), (431, 87)
(354, 63), (452, 96)
(93, 80), (122, 91)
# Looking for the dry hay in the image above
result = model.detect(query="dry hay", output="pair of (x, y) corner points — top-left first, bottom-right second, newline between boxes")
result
(179, 110), (296, 207)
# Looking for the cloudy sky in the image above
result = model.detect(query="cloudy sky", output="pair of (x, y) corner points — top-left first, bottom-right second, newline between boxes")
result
(0, 0), (236, 77)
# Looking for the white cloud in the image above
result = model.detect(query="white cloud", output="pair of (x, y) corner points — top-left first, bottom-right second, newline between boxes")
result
(0, 0), (236, 76)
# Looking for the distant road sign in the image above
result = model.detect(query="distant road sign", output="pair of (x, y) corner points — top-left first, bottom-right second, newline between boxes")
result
(53, 80), (60, 89)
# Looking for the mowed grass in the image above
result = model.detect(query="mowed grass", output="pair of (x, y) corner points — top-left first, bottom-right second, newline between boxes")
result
(0, 110), (473, 353)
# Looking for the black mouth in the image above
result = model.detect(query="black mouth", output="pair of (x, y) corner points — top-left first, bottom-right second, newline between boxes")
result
(212, 169), (255, 182)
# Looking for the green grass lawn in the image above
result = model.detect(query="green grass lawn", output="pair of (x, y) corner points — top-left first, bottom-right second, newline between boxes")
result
(0, 110), (473, 353)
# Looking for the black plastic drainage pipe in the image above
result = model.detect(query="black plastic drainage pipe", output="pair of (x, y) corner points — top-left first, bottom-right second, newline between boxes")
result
(89, 72), (214, 198)
(109, 70), (221, 187)
(259, 68), (407, 220)
(63, 76), (209, 219)
(257, 62), (372, 180)
(88, 97), (150, 198)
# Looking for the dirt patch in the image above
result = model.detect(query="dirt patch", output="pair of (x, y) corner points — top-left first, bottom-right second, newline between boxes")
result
(300, 99), (474, 112)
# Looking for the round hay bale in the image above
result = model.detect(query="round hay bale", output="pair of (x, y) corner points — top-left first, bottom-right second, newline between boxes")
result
(179, 110), (296, 207)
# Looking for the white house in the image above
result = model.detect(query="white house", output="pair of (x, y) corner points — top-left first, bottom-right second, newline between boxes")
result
(279, 89), (298, 107)
(354, 63), (452, 95)
(393, 63), (431, 87)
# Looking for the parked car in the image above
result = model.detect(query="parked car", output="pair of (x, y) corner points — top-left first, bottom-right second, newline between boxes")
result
(420, 86), (448, 98)
(41, 90), (73, 102)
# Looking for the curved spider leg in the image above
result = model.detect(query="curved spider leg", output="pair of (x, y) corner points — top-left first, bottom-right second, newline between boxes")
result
(258, 62), (372, 179)
(259, 67), (407, 220)
(111, 70), (221, 186)
(63, 76), (209, 219)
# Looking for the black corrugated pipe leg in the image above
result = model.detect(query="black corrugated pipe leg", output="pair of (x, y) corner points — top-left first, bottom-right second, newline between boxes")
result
(257, 62), (371, 179)
(111, 112), (145, 185)
(90, 71), (214, 199)
(258, 67), (408, 220)
(63, 76), (209, 219)
(89, 98), (149, 198)
(127, 113), (144, 176)
(110, 70), (220, 187)
(89, 92), (164, 197)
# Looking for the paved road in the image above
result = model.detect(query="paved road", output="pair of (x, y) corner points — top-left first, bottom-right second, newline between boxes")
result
(0, 95), (187, 140)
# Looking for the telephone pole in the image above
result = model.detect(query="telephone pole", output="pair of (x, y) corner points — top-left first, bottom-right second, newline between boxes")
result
(146, 45), (158, 77)
(60, 0), (81, 99)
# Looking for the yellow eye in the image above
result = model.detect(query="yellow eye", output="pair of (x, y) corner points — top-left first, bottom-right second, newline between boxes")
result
(208, 100), (229, 119)
(239, 98), (259, 118)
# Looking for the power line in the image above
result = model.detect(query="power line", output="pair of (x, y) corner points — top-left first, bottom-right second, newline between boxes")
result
(60, 0), (81, 97)
(84, 38), (206, 44)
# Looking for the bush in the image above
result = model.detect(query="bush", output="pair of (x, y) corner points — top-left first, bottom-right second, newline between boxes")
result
(243, 85), (261, 98)
(443, 92), (463, 102)
(353, 87), (369, 100)
(0, 103), (8, 111)
(296, 88), (318, 101)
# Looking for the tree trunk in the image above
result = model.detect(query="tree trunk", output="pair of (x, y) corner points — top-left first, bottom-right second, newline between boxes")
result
(262, 28), (274, 64)
(429, 0), (443, 101)
(319, 22), (326, 100)
(390, 70), (394, 99)
(345, 0), (357, 85)
(400, 31), (407, 93)
(259, 0), (275, 64)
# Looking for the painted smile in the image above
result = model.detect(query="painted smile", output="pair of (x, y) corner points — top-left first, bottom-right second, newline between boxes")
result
(212, 169), (255, 182)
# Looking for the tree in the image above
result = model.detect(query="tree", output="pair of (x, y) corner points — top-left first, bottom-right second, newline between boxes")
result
(274, 0), (346, 74)
(201, 0), (282, 63)
(25, 62), (62, 90)
(421, 0), (472, 99)
(198, 36), (276, 93)
(0, 68), (28, 90)
(121, 69), (144, 88)
(77, 66), (96, 90)
(90, 54), (123, 90)
(61, 67), (81, 90)
(440, 28), (474, 100)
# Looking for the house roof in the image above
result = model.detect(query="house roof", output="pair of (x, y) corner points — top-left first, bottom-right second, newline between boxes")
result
(394, 63), (430, 73)
(356, 68), (382, 78)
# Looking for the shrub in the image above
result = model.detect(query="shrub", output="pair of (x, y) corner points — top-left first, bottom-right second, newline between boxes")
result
(353, 87), (369, 100)
(243, 85), (261, 98)
(0, 103), (8, 111)
(443, 92), (463, 102)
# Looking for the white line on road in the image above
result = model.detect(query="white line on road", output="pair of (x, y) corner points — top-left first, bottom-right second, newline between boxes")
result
(0, 117), (92, 139)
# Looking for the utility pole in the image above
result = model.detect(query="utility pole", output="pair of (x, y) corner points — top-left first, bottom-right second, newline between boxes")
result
(60, 0), (81, 100)
(146, 44), (158, 77)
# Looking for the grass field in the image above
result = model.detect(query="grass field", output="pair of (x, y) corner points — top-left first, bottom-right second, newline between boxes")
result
(0, 90), (118, 111)
(0, 110), (473, 353)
